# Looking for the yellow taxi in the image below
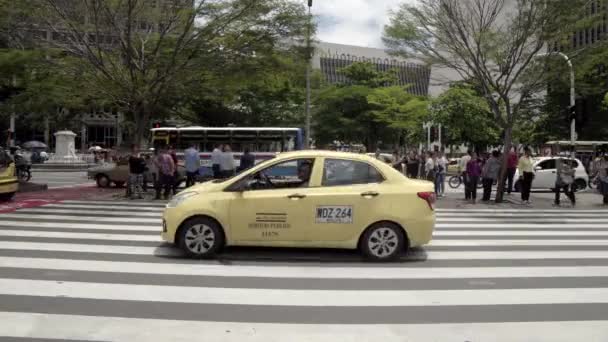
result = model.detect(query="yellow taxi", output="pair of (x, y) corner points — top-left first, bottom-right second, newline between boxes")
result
(0, 148), (18, 201)
(161, 150), (436, 261)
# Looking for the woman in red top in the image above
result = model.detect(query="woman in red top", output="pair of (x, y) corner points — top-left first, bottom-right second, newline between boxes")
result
(506, 146), (518, 194)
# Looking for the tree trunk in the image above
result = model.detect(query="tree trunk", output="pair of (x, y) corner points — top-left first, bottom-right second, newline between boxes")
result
(132, 104), (151, 149)
(495, 125), (513, 203)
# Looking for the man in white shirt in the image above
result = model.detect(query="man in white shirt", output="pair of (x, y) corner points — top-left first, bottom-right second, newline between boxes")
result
(219, 145), (236, 178)
(211, 144), (223, 179)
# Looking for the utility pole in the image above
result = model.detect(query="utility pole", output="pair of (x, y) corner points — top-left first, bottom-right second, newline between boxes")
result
(305, 0), (312, 149)
(536, 52), (576, 157)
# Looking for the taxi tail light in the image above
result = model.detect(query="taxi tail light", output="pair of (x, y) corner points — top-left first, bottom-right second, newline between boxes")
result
(417, 192), (436, 210)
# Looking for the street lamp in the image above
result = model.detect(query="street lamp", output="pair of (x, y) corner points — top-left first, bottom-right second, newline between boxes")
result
(305, 0), (312, 148)
(536, 51), (576, 156)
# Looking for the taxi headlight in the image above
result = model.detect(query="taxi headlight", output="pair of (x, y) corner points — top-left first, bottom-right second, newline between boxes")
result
(167, 191), (198, 208)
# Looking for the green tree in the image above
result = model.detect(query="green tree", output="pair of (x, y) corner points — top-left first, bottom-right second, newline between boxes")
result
(384, 0), (585, 202)
(314, 62), (426, 149)
(429, 83), (500, 149)
(367, 86), (428, 147)
(37, 0), (310, 146)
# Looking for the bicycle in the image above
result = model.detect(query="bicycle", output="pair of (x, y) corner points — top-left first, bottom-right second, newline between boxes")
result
(448, 174), (483, 189)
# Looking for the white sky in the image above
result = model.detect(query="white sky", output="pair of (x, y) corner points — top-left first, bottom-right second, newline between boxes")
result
(313, 0), (416, 48)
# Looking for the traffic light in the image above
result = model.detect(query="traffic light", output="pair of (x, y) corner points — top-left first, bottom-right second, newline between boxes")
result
(430, 126), (438, 142)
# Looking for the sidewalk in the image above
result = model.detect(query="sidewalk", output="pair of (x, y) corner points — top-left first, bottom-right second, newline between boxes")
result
(437, 188), (607, 209)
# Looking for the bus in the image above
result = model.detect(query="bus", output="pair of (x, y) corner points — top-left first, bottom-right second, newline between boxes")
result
(150, 126), (304, 152)
(150, 126), (305, 178)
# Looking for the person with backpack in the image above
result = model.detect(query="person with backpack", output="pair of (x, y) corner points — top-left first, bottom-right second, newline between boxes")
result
(154, 147), (175, 200)
(128, 145), (146, 200)
(554, 157), (576, 206)
(481, 150), (501, 202)
(466, 151), (482, 203)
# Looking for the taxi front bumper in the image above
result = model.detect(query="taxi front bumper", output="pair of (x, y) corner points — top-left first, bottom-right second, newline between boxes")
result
(160, 207), (180, 244)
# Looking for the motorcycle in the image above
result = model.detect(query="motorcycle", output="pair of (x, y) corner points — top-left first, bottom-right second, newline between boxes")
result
(13, 153), (32, 183)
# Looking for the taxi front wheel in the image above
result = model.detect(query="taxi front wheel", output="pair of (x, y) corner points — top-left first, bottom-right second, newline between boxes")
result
(178, 217), (225, 258)
(360, 223), (405, 261)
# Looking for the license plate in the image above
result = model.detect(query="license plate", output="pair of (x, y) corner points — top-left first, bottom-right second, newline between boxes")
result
(316, 206), (353, 224)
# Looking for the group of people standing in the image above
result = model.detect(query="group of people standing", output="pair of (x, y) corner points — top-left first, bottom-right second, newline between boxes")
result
(210, 144), (255, 179)
(127, 145), (178, 200)
(126, 143), (259, 200)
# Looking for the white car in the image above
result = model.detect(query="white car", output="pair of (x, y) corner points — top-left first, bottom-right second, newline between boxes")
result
(514, 157), (589, 192)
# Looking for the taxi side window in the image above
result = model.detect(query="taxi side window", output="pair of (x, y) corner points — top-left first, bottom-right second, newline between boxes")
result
(322, 159), (384, 187)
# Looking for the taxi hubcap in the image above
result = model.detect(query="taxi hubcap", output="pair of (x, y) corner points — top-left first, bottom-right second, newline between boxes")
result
(368, 228), (398, 257)
(185, 224), (215, 254)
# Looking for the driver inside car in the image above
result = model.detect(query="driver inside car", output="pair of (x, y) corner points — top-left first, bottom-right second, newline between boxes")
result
(297, 161), (312, 187)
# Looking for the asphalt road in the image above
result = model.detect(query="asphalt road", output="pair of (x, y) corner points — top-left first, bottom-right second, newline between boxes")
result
(0, 200), (607, 341)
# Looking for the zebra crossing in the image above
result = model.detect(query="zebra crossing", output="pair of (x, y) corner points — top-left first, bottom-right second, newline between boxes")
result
(0, 200), (608, 341)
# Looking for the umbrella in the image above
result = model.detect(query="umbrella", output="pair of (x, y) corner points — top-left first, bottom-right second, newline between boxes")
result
(23, 141), (47, 149)
(88, 146), (103, 152)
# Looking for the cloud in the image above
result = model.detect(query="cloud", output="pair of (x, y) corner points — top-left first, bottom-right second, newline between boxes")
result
(313, 0), (415, 48)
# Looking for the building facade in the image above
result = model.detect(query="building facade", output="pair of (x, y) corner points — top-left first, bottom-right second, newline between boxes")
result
(313, 42), (431, 96)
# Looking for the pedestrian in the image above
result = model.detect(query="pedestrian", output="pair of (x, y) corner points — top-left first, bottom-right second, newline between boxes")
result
(518, 147), (535, 205)
(211, 144), (222, 179)
(466, 152), (482, 203)
(392, 149), (403, 173)
(184, 143), (200, 188)
(144, 150), (157, 192)
(424, 152), (436, 183)
(460, 150), (472, 200)
(596, 147), (608, 205)
(406, 151), (418, 178)
(169, 146), (179, 195)
(154, 147), (175, 200)
(505, 145), (518, 194)
(374, 147), (382, 161)
(219, 144), (236, 178)
(481, 150), (501, 202)
(554, 157), (576, 206)
(127, 145), (146, 200)
(435, 152), (447, 197)
(239, 147), (255, 172)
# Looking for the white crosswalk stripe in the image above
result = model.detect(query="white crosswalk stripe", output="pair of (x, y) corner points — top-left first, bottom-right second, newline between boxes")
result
(0, 200), (607, 341)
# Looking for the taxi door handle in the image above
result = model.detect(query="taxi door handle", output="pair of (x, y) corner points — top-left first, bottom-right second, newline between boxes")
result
(361, 191), (379, 197)
(287, 193), (307, 199)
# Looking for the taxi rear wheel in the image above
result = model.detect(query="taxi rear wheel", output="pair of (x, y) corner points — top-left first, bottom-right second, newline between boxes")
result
(360, 222), (405, 261)
(178, 217), (224, 258)
(96, 174), (110, 188)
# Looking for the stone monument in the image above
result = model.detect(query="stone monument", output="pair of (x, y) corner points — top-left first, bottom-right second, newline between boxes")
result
(46, 130), (86, 165)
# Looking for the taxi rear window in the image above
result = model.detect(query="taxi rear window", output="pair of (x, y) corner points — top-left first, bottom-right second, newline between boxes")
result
(322, 159), (384, 186)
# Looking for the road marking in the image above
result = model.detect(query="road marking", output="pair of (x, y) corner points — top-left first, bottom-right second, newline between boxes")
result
(0, 222), (157, 231)
(0, 214), (160, 224)
(3, 257), (608, 279)
(2, 278), (608, 306)
(2, 312), (608, 342)
(0, 230), (159, 242)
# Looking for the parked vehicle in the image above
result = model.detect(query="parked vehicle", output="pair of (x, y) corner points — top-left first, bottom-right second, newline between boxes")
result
(88, 159), (187, 188)
(514, 157), (589, 192)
